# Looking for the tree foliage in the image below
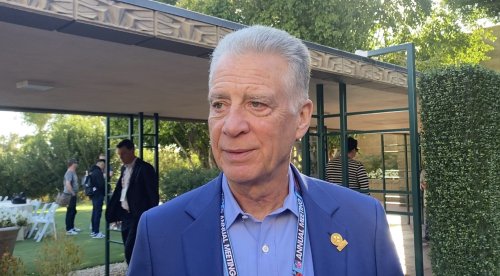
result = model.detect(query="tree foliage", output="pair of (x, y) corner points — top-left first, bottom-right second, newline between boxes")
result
(177, 0), (432, 52)
(0, 114), (105, 198)
(445, 0), (500, 20)
(374, 3), (496, 71)
(160, 167), (219, 201)
(0, 114), (211, 199)
(107, 117), (211, 168)
(160, 121), (211, 168)
(175, 0), (495, 72)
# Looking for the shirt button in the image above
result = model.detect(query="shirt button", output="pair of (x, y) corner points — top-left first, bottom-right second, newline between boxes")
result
(262, 244), (270, 253)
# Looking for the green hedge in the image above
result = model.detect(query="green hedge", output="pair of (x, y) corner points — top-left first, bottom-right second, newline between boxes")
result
(419, 65), (500, 275)
(160, 167), (220, 201)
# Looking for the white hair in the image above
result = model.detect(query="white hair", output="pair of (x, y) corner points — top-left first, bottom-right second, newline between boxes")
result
(209, 25), (311, 112)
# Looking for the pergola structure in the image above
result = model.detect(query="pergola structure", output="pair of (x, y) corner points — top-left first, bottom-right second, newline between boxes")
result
(0, 0), (422, 274)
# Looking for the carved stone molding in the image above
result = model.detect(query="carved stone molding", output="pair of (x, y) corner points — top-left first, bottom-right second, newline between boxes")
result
(3, 0), (73, 17)
(77, 0), (154, 35)
(156, 12), (218, 47)
(310, 49), (407, 87)
(310, 50), (343, 74)
(0, 0), (407, 87)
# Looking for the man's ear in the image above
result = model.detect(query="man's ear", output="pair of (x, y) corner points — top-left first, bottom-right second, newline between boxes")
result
(295, 99), (313, 140)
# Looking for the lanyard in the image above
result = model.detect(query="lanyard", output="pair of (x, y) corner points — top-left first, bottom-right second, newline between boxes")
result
(220, 184), (307, 276)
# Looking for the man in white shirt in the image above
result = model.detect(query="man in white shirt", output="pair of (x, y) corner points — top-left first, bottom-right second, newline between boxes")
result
(105, 139), (159, 264)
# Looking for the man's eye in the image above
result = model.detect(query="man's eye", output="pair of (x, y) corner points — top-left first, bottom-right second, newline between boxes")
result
(250, 101), (264, 108)
(212, 102), (223, 109)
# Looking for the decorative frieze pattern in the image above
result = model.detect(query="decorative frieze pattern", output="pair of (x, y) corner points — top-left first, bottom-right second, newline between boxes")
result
(156, 12), (218, 47)
(77, 0), (154, 35)
(310, 49), (408, 87)
(3, 0), (73, 16)
(0, 0), (407, 87)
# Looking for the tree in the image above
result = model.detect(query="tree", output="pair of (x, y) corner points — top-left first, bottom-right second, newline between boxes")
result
(0, 135), (24, 197)
(107, 117), (212, 169)
(177, 0), (432, 52)
(373, 3), (496, 71)
(176, 0), (494, 72)
(445, 0), (500, 20)
(22, 113), (52, 132)
(160, 121), (211, 168)
(0, 114), (106, 198)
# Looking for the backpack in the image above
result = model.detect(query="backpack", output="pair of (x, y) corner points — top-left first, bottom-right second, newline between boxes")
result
(84, 172), (95, 196)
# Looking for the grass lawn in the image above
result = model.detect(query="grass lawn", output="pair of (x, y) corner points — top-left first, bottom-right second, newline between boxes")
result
(13, 200), (125, 274)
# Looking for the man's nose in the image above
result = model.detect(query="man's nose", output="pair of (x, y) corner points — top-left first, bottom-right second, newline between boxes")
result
(222, 107), (250, 137)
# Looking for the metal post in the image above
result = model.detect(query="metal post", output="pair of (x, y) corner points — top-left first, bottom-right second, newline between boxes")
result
(316, 84), (325, 180)
(153, 113), (159, 179)
(105, 116), (111, 276)
(339, 82), (349, 188)
(407, 43), (423, 276)
(381, 134), (387, 210)
(404, 134), (411, 224)
(363, 42), (423, 276)
(138, 112), (144, 159)
(128, 115), (134, 142)
(301, 130), (311, 175)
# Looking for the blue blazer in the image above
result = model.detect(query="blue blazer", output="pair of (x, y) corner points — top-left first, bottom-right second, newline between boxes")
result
(128, 165), (403, 275)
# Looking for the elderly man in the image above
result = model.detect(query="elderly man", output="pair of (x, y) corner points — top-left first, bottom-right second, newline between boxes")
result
(129, 25), (402, 275)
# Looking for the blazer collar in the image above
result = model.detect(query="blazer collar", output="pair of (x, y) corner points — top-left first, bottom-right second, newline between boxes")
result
(182, 168), (348, 275)
(182, 174), (224, 276)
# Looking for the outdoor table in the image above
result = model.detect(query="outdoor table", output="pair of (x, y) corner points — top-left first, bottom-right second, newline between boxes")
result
(0, 201), (33, 240)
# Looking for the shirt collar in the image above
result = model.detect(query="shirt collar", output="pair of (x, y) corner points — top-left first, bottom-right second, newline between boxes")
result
(222, 165), (299, 228)
(124, 157), (137, 169)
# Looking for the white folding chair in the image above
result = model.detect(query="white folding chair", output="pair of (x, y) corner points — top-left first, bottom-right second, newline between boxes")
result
(27, 202), (51, 239)
(30, 199), (41, 216)
(33, 202), (59, 242)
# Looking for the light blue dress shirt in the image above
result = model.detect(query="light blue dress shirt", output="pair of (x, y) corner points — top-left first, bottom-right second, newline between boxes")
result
(222, 166), (314, 276)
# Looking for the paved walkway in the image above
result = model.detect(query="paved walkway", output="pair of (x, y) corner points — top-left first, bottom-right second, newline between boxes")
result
(388, 215), (432, 275)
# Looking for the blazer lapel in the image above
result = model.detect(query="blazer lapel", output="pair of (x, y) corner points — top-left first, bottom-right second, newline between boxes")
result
(129, 158), (142, 186)
(293, 166), (348, 276)
(182, 175), (224, 276)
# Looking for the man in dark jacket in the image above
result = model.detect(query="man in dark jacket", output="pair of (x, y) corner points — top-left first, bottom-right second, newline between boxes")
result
(89, 158), (106, 238)
(105, 139), (159, 264)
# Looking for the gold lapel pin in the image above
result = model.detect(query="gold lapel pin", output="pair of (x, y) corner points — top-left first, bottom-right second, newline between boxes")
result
(330, 233), (348, 252)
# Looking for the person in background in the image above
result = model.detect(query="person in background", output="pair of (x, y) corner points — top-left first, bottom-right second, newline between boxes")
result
(89, 158), (106, 239)
(420, 169), (430, 242)
(105, 139), (159, 264)
(98, 153), (113, 181)
(128, 25), (402, 275)
(64, 158), (80, 235)
(325, 137), (370, 194)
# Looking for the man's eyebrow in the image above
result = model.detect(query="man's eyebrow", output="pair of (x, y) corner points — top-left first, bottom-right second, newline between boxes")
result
(244, 94), (268, 101)
(208, 93), (229, 102)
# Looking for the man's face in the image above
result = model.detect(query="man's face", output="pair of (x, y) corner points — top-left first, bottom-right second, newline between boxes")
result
(208, 53), (312, 185)
(116, 147), (135, 164)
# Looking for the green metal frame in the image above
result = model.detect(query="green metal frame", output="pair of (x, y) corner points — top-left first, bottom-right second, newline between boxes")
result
(381, 135), (387, 210)
(104, 113), (160, 276)
(302, 43), (423, 275)
(364, 43), (422, 276)
(316, 84), (326, 180)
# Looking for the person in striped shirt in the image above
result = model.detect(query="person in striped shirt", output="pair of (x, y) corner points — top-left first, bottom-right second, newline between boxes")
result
(325, 137), (370, 194)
